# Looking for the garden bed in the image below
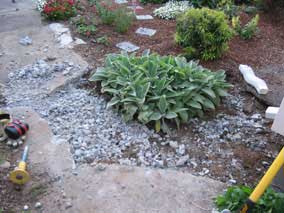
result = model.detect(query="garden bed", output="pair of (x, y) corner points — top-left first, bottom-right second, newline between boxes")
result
(68, 0), (284, 186)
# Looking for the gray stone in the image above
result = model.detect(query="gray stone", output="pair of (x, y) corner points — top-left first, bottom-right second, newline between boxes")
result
(0, 160), (11, 169)
(135, 27), (156, 36)
(136, 15), (153, 20)
(116, 41), (140, 52)
(19, 36), (32, 46)
(65, 201), (72, 209)
(169, 141), (178, 149)
(176, 155), (189, 166)
(35, 202), (42, 209)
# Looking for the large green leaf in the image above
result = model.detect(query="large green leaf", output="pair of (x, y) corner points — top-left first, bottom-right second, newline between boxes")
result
(158, 95), (167, 113)
(107, 96), (120, 108)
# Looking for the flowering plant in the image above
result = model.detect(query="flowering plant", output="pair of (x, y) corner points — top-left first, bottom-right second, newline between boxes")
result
(154, 1), (191, 20)
(42, 0), (77, 20)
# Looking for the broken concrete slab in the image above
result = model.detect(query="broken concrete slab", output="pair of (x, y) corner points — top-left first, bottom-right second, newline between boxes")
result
(239, 64), (269, 95)
(244, 65), (284, 106)
(41, 164), (225, 212)
(136, 15), (153, 20)
(49, 23), (69, 36)
(265, 107), (279, 119)
(116, 41), (140, 52)
(135, 27), (156, 36)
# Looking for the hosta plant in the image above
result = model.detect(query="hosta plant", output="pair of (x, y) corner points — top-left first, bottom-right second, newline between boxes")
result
(90, 52), (232, 132)
(154, 1), (192, 20)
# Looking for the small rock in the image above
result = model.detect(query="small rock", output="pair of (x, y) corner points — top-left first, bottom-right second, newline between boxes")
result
(19, 36), (32, 46)
(198, 168), (209, 176)
(35, 202), (42, 209)
(169, 141), (178, 149)
(176, 155), (189, 167)
(95, 164), (106, 172)
(251, 113), (262, 121)
(221, 209), (231, 213)
(65, 201), (72, 209)
(178, 144), (186, 155)
(228, 179), (237, 184)
(0, 161), (11, 169)
(23, 205), (29, 211)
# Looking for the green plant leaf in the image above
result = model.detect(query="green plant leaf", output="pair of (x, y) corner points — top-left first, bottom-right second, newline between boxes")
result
(158, 95), (167, 113)
(107, 97), (120, 108)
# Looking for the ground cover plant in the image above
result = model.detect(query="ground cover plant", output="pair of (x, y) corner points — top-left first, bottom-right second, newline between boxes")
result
(71, 16), (96, 37)
(215, 186), (284, 213)
(42, 0), (77, 20)
(232, 14), (259, 39)
(153, 1), (191, 20)
(90, 52), (232, 132)
(175, 8), (233, 60)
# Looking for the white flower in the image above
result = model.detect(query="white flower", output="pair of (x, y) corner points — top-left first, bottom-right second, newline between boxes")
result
(34, 0), (47, 12)
(154, 1), (191, 20)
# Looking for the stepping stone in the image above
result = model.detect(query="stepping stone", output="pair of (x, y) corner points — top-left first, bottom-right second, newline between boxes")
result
(127, 5), (144, 10)
(116, 42), (140, 52)
(115, 0), (128, 4)
(136, 15), (153, 20)
(135, 27), (156, 36)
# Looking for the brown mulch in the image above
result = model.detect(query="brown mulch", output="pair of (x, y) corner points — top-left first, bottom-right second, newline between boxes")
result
(74, 1), (284, 83)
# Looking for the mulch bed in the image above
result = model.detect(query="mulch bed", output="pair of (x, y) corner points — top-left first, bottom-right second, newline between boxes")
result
(73, 0), (284, 82)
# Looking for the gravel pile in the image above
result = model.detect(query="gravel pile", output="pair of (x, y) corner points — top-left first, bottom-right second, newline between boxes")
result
(4, 60), (282, 181)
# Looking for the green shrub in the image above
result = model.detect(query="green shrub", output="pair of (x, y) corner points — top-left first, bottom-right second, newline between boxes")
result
(113, 8), (135, 33)
(175, 8), (233, 60)
(191, 0), (232, 9)
(96, 1), (116, 25)
(95, 1), (134, 33)
(232, 14), (259, 39)
(89, 52), (232, 132)
(215, 186), (284, 213)
(140, 0), (167, 4)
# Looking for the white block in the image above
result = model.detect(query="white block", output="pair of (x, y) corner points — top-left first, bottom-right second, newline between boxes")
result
(239, 64), (269, 95)
(135, 27), (156, 36)
(116, 41), (140, 52)
(272, 98), (284, 136)
(136, 15), (153, 20)
(265, 107), (279, 119)
(115, 0), (128, 4)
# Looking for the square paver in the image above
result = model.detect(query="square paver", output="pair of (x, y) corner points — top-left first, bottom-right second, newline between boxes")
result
(136, 15), (153, 20)
(116, 41), (140, 52)
(115, 0), (128, 3)
(136, 27), (156, 36)
(127, 5), (144, 10)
